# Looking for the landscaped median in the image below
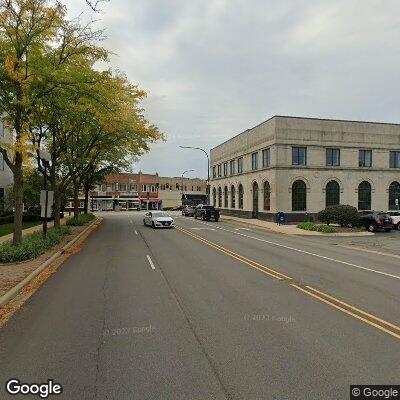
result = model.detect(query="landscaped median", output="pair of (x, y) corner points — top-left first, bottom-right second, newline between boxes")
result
(0, 214), (101, 324)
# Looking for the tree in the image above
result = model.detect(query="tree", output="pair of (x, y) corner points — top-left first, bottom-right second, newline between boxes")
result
(0, 0), (106, 244)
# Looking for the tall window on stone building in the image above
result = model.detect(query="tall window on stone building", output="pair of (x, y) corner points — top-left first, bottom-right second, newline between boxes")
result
(389, 181), (400, 210)
(263, 181), (271, 211)
(231, 185), (236, 208)
(326, 181), (340, 207)
(358, 181), (371, 210)
(224, 186), (228, 208)
(218, 187), (222, 207)
(292, 180), (307, 211)
(213, 187), (216, 206)
(238, 184), (244, 209)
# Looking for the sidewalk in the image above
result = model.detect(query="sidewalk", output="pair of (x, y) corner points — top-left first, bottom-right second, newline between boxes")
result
(0, 218), (68, 245)
(220, 215), (373, 237)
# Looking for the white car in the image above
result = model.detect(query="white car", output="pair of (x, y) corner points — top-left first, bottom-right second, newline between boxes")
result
(143, 211), (175, 228)
(387, 211), (400, 230)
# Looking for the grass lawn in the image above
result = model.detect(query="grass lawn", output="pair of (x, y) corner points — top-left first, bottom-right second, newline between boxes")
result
(0, 221), (42, 237)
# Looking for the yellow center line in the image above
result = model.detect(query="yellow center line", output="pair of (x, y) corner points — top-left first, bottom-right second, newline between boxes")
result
(291, 284), (400, 340)
(305, 285), (400, 332)
(176, 226), (289, 280)
(176, 224), (400, 341)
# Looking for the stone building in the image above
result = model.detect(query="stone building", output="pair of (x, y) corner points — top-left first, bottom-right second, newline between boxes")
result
(210, 116), (400, 222)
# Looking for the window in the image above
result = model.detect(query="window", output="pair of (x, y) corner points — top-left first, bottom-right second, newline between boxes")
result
(218, 187), (222, 207)
(359, 150), (372, 167)
(224, 186), (228, 208)
(262, 148), (270, 168)
(130, 183), (137, 191)
(115, 183), (119, 191)
(106, 184), (113, 191)
(119, 183), (127, 192)
(358, 181), (371, 210)
(326, 149), (340, 166)
(229, 160), (235, 175)
(389, 151), (400, 168)
(238, 184), (244, 209)
(238, 157), (243, 174)
(326, 181), (340, 207)
(292, 147), (307, 166)
(251, 152), (258, 170)
(217, 164), (222, 177)
(292, 180), (307, 211)
(223, 162), (228, 176)
(389, 181), (400, 210)
(213, 187), (217, 206)
(231, 185), (236, 208)
(212, 166), (216, 178)
(263, 181), (270, 211)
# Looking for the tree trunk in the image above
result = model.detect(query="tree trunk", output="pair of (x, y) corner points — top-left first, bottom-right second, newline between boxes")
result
(13, 154), (24, 245)
(73, 182), (80, 218)
(53, 189), (61, 228)
(83, 183), (89, 214)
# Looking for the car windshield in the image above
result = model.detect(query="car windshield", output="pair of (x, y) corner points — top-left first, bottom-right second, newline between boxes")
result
(152, 212), (169, 217)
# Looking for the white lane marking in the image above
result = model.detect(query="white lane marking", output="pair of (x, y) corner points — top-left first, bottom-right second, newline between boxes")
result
(235, 228), (251, 231)
(190, 227), (216, 231)
(146, 255), (156, 270)
(184, 219), (400, 280)
(134, 230), (138, 235)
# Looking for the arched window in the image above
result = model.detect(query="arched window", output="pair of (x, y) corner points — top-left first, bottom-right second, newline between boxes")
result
(292, 180), (306, 211)
(264, 181), (271, 211)
(389, 181), (400, 210)
(358, 181), (371, 210)
(231, 185), (236, 208)
(212, 187), (216, 206)
(218, 187), (222, 208)
(238, 184), (244, 209)
(224, 186), (228, 208)
(326, 180), (340, 207)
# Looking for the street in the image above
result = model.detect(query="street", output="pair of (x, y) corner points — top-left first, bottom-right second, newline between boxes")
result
(0, 212), (399, 399)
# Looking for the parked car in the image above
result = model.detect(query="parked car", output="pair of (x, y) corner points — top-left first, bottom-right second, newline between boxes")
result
(143, 211), (175, 228)
(182, 205), (195, 217)
(194, 204), (220, 222)
(387, 211), (400, 230)
(172, 205), (183, 211)
(358, 211), (393, 232)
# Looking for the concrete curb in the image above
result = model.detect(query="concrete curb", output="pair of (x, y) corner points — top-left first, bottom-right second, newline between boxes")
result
(221, 216), (374, 237)
(0, 218), (101, 308)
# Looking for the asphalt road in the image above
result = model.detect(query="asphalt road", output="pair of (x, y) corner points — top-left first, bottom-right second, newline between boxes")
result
(0, 213), (399, 399)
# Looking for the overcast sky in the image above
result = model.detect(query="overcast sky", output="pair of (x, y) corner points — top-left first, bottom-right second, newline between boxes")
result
(65, 0), (400, 179)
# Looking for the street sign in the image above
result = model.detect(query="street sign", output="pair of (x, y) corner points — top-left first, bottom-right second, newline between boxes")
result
(40, 190), (54, 218)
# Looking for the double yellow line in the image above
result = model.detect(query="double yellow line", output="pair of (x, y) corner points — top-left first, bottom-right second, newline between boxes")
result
(176, 225), (400, 340)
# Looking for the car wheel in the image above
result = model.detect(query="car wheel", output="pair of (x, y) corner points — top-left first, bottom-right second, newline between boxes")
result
(368, 224), (376, 232)
(397, 223), (400, 231)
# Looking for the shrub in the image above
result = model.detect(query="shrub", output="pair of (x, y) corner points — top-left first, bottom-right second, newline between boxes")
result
(297, 222), (317, 231)
(0, 226), (70, 263)
(316, 225), (337, 233)
(0, 215), (14, 225)
(66, 213), (95, 227)
(318, 204), (359, 227)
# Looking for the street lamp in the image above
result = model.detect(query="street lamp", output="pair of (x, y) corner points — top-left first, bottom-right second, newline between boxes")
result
(181, 169), (194, 206)
(38, 150), (51, 237)
(179, 146), (210, 204)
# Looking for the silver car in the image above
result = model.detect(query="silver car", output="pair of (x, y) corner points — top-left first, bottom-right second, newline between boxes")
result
(143, 211), (175, 228)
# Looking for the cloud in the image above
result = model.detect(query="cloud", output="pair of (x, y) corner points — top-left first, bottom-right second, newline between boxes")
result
(65, 0), (400, 177)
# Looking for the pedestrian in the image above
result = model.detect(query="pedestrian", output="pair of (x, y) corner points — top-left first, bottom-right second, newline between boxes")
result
(279, 211), (285, 225)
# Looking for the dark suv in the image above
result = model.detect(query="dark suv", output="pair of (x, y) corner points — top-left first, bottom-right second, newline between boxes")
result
(358, 211), (393, 232)
(194, 205), (220, 222)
